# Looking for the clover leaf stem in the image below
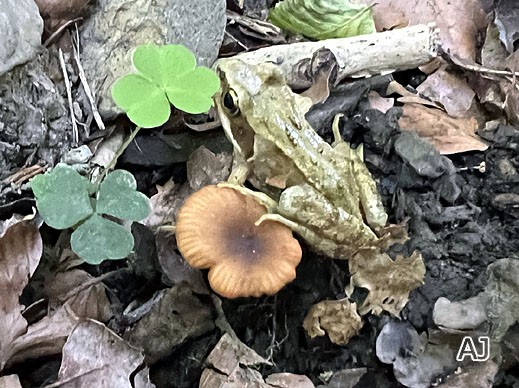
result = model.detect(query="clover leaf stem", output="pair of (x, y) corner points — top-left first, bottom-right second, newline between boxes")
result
(95, 126), (142, 186)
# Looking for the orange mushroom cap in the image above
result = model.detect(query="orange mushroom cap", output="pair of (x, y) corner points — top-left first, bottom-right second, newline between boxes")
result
(176, 185), (302, 298)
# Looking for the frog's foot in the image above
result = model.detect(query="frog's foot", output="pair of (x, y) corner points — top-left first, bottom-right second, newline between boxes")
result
(256, 214), (357, 259)
(255, 213), (301, 229)
(227, 156), (251, 185)
(217, 182), (278, 212)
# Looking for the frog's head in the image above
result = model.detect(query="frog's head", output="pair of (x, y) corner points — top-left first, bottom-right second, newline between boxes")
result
(215, 59), (286, 116)
(213, 58), (287, 157)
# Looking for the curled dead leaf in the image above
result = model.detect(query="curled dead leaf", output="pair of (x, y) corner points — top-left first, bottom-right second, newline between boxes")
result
(399, 103), (488, 154)
(347, 250), (426, 316)
(303, 299), (363, 345)
(0, 218), (42, 371)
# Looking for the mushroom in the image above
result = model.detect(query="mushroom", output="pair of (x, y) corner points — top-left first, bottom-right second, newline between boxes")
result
(176, 185), (302, 298)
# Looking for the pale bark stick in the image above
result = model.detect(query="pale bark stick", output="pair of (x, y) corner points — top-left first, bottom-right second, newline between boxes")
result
(218, 23), (440, 88)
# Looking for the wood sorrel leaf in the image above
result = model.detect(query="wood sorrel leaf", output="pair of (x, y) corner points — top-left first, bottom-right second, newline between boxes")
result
(31, 165), (94, 229)
(96, 170), (150, 221)
(71, 214), (134, 265)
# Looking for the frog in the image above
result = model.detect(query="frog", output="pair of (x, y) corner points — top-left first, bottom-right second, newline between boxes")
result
(213, 58), (396, 259)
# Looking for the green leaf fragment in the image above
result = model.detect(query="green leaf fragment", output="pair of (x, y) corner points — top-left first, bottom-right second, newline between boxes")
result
(71, 214), (134, 264)
(31, 165), (94, 229)
(166, 66), (221, 114)
(97, 170), (150, 221)
(111, 74), (171, 128)
(268, 0), (375, 40)
(133, 44), (196, 88)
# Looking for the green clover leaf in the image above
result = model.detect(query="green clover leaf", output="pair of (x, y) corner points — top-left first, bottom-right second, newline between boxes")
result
(71, 214), (134, 265)
(111, 44), (220, 128)
(269, 0), (375, 40)
(110, 74), (170, 129)
(31, 165), (94, 229)
(97, 170), (150, 221)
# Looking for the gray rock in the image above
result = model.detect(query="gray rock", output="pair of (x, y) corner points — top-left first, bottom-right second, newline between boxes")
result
(433, 296), (487, 330)
(394, 131), (451, 179)
(0, 48), (71, 182)
(80, 0), (226, 119)
(0, 0), (43, 76)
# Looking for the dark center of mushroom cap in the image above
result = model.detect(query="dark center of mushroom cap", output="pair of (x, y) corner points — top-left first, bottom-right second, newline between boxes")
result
(225, 224), (264, 264)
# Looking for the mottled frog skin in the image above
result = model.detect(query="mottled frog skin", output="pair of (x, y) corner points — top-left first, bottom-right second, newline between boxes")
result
(214, 59), (390, 258)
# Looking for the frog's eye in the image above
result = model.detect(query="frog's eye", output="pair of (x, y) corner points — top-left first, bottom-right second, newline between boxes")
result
(223, 90), (240, 116)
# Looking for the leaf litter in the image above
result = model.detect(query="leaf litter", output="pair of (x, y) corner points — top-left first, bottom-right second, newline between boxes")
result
(2, 0), (519, 387)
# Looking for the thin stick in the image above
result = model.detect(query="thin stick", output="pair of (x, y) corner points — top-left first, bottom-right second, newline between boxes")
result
(43, 18), (83, 48)
(94, 126), (142, 185)
(73, 25), (106, 131)
(59, 48), (79, 145)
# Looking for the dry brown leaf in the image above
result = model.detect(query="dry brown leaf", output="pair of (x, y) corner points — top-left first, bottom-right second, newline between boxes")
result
(0, 375), (22, 388)
(0, 218), (42, 371)
(416, 67), (476, 117)
(386, 81), (443, 109)
(200, 333), (270, 388)
(124, 284), (214, 364)
(367, 91), (394, 113)
(303, 299), (363, 345)
(56, 320), (148, 388)
(143, 147), (232, 229)
(347, 250), (426, 316)
(34, 0), (92, 37)
(6, 307), (79, 368)
(155, 231), (208, 293)
(366, 0), (486, 61)
(143, 179), (185, 229)
(438, 360), (499, 388)
(200, 333), (312, 388)
(45, 269), (112, 321)
(265, 373), (314, 388)
(399, 103), (488, 154)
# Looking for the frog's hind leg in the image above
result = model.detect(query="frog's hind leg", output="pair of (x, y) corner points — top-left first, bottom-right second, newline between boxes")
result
(331, 114), (388, 231)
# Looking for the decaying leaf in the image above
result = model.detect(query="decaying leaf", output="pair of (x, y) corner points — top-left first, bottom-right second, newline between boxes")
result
(143, 179), (185, 229)
(416, 67), (476, 118)
(155, 231), (208, 293)
(366, 0), (486, 61)
(0, 375), (22, 388)
(265, 373), (315, 388)
(316, 368), (367, 388)
(347, 250), (425, 316)
(367, 90), (394, 113)
(200, 333), (269, 387)
(399, 103), (488, 154)
(0, 218), (42, 371)
(200, 333), (313, 388)
(34, 0), (92, 37)
(6, 307), (79, 368)
(123, 284), (214, 364)
(56, 320), (150, 388)
(143, 147), (231, 229)
(438, 360), (499, 388)
(45, 269), (112, 321)
(303, 299), (363, 345)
